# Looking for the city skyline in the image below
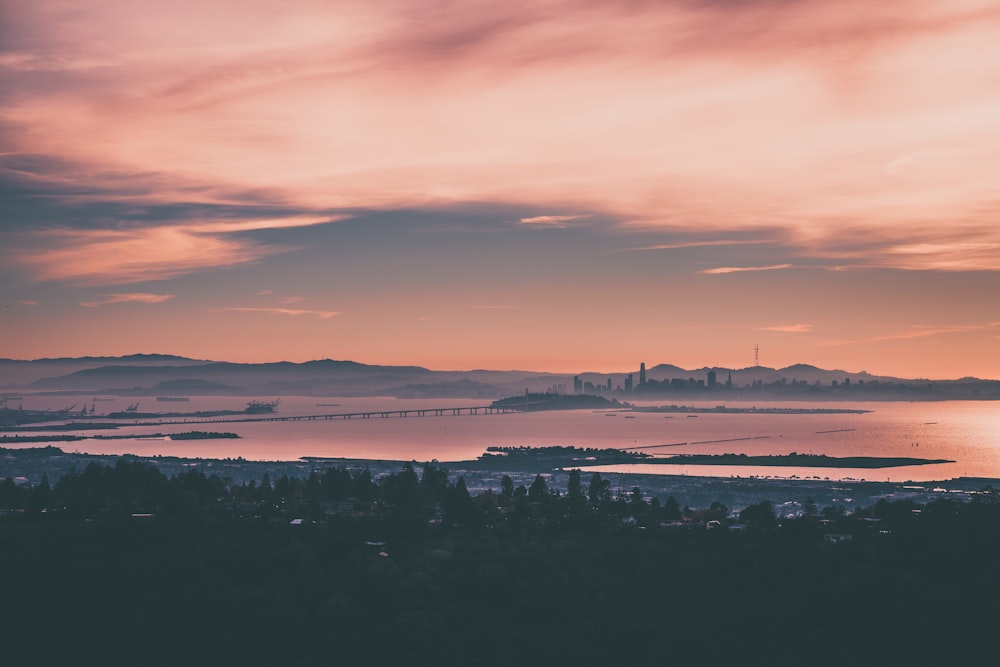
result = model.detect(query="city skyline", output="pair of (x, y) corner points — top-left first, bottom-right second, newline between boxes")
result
(3, 1), (1000, 380)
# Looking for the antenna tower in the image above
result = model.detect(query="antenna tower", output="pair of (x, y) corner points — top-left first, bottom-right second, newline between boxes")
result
(754, 344), (760, 367)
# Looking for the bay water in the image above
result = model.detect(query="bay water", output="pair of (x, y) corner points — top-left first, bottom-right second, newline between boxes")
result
(4, 395), (998, 482)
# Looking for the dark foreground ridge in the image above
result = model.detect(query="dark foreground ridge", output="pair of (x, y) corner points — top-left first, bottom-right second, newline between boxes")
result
(1, 456), (998, 665)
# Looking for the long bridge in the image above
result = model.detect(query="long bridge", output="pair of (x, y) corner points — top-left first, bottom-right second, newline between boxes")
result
(110, 404), (521, 427)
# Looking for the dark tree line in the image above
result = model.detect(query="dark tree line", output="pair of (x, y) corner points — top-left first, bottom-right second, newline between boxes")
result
(3, 460), (1000, 665)
(5, 459), (1000, 542)
(4, 460), (690, 529)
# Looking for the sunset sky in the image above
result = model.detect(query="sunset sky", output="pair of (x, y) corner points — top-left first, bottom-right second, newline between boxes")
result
(2, 0), (1000, 378)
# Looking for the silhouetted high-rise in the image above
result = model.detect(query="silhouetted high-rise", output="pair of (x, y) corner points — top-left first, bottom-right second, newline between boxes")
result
(639, 362), (646, 386)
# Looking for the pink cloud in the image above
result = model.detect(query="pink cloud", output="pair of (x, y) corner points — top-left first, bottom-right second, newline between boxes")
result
(4, 1), (1000, 270)
(18, 216), (343, 285)
(23, 227), (272, 285)
(185, 215), (346, 233)
(701, 264), (794, 275)
(222, 306), (338, 319)
(759, 324), (814, 334)
(518, 215), (588, 227)
(80, 292), (175, 307)
(626, 240), (771, 251)
(870, 325), (984, 342)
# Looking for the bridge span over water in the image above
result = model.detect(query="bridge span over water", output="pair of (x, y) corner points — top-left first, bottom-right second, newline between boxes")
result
(125, 404), (521, 427)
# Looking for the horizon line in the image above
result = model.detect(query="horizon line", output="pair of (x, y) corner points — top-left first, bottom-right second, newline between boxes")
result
(1, 353), (994, 383)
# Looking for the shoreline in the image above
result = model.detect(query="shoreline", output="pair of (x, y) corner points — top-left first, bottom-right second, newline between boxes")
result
(3, 444), (995, 513)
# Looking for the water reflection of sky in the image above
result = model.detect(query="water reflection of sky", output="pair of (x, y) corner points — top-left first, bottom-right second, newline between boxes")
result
(3, 397), (997, 481)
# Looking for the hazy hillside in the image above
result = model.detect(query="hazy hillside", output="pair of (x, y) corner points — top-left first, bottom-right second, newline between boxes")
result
(0, 354), (208, 388)
(3, 355), (995, 399)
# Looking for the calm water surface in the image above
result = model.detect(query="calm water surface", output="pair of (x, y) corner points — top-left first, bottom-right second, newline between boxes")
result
(5, 396), (999, 482)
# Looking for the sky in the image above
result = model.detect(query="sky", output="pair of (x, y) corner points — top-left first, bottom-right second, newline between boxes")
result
(2, 0), (1000, 379)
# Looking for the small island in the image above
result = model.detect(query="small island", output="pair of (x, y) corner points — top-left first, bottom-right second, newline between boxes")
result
(491, 393), (627, 411)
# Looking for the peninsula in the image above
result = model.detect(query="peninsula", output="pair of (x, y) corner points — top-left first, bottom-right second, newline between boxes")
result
(647, 452), (953, 469)
(303, 445), (953, 472)
(632, 404), (871, 415)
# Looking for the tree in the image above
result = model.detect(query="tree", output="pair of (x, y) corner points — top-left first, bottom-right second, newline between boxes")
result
(588, 472), (611, 508)
(740, 500), (776, 530)
(28, 474), (51, 514)
(0, 476), (25, 510)
(352, 468), (375, 501)
(421, 463), (450, 503)
(444, 476), (474, 525)
(528, 474), (548, 501)
(321, 466), (353, 500)
(567, 469), (584, 502)
(260, 473), (273, 502)
(500, 475), (514, 504)
(381, 462), (420, 507)
(662, 496), (682, 521)
(704, 501), (728, 522)
(304, 471), (322, 503)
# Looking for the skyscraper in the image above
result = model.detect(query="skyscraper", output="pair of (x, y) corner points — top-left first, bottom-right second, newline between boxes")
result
(639, 362), (646, 386)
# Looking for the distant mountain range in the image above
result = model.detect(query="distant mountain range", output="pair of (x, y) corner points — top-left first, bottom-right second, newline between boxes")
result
(0, 355), (997, 400)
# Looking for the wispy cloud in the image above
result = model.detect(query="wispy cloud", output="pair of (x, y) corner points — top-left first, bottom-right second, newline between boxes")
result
(759, 323), (813, 333)
(255, 289), (306, 304)
(185, 216), (346, 234)
(18, 215), (345, 285)
(80, 293), (175, 308)
(517, 215), (589, 227)
(222, 306), (339, 319)
(883, 241), (1000, 271)
(626, 240), (771, 251)
(701, 264), (794, 275)
(14, 299), (39, 306)
(23, 227), (272, 285)
(870, 325), (983, 342)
